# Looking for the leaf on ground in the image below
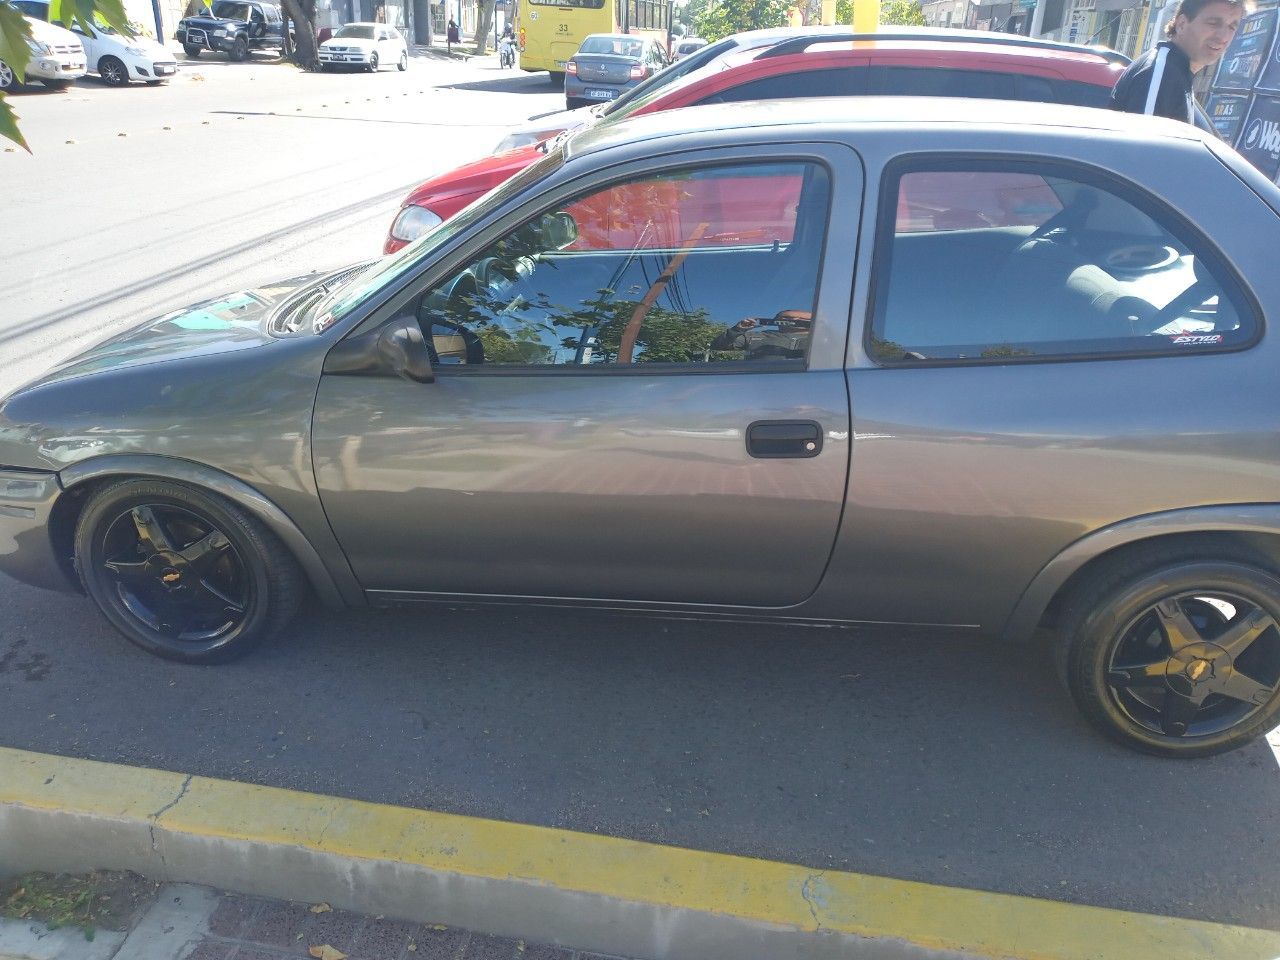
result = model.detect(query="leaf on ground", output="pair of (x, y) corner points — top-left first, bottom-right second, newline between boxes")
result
(426, 924), (447, 931)
(308, 945), (346, 960)
(309, 902), (332, 914)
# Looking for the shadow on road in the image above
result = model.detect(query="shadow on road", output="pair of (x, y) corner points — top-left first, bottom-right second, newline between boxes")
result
(441, 73), (560, 95)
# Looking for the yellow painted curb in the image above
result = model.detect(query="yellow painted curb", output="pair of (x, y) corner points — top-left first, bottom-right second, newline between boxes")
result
(2, 746), (1278, 960)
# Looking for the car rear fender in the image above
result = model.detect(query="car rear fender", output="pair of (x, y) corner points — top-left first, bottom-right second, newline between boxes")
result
(1002, 504), (1280, 642)
(57, 454), (353, 609)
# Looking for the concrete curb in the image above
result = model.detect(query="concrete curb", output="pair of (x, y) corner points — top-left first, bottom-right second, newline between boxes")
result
(2, 747), (1279, 960)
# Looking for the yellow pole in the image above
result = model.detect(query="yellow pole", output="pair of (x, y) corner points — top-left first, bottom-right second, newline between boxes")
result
(852, 0), (879, 32)
(820, 0), (836, 25)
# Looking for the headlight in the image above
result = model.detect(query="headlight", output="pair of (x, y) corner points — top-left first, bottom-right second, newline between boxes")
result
(495, 131), (541, 153)
(125, 45), (148, 55)
(390, 205), (443, 243)
(213, 28), (228, 36)
(27, 40), (52, 55)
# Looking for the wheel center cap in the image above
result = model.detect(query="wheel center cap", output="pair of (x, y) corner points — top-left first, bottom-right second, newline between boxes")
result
(1185, 658), (1213, 682)
(145, 553), (188, 591)
(1166, 641), (1225, 688)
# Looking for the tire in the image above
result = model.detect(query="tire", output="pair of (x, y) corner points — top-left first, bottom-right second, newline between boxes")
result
(548, 70), (563, 87)
(398, 51), (407, 71)
(99, 55), (129, 86)
(145, 79), (164, 86)
(183, 44), (203, 58)
(74, 478), (304, 664)
(41, 78), (70, 91)
(367, 51), (378, 72)
(230, 36), (250, 62)
(0, 60), (20, 92)
(565, 96), (587, 110)
(1054, 544), (1280, 758)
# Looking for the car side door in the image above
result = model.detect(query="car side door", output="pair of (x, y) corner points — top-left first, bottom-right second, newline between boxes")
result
(312, 142), (862, 608)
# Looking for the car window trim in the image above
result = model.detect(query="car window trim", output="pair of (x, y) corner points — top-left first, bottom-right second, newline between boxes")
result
(862, 152), (1264, 369)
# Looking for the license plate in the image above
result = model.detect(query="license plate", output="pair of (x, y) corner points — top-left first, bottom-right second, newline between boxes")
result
(585, 88), (616, 99)
(156, 65), (174, 74)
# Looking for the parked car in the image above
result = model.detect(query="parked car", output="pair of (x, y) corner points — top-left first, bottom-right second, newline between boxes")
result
(176, 0), (286, 61)
(3, 98), (1280, 758)
(13, 1), (176, 85)
(0, 15), (85, 91)
(564, 32), (669, 110)
(317, 22), (409, 72)
(671, 36), (707, 62)
(386, 28), (1128, 252)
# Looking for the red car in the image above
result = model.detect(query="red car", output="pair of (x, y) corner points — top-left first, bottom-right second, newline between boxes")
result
(384, 29), (1128, 254)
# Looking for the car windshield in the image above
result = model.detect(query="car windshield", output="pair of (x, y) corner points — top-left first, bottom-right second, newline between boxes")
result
(308, 149), (566, 334)
(678, 41), (703, 54)
(579, 35), (642, 57)
(335, 24), (375, 38)
(13, 0), (48, 19)
(598, 35), (738, 116)
(210, 1), (251, 18)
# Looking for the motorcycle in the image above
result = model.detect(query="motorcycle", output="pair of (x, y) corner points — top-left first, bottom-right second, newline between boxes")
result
(499, 36), (516, 68)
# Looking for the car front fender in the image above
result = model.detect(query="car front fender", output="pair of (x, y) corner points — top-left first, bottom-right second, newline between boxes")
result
(59, 454), (355, 609)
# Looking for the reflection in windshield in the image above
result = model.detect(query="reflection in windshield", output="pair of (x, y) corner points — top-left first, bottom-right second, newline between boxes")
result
(334, 24), (375, 38)
(310, 150), (566, 334)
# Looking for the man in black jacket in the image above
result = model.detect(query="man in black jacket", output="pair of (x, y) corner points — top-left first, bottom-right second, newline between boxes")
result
(1110, 0), (1245, 123)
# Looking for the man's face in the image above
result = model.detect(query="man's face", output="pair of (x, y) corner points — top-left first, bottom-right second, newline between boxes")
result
(1174, 1), (1242, 70)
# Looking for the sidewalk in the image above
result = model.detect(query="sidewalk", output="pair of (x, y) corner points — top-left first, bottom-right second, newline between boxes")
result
(0, 877), (622, 960)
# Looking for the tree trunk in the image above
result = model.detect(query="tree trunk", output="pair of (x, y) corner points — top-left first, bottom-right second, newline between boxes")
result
(279, 0), (318, 66)
(472, 0), (495, 54)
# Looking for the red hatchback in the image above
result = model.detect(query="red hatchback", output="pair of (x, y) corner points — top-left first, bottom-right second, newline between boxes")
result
(383, 29), (1128, 254)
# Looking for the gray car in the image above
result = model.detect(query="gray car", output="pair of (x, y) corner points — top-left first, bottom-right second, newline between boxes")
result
(564, 33), (668, 111)
(2, 98), (1280, 759)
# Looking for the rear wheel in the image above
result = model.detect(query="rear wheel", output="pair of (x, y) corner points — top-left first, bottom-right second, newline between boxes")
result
(183, 44), (203, 58)
(99, 55), (129, 86)
(74, 478), (304, 664)
(1055, 547), (1280, 757)
(547, 70), (563, 87)
(565, 96), (587, 110)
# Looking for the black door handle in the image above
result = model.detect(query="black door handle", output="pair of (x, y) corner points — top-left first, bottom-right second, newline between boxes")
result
(746, 420), (822, 459)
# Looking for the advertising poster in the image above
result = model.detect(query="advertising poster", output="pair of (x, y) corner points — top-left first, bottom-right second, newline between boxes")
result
(1205, 92), (1252, 143)
(1256, 10), (1280, 93)
(1212, 8), (1278, 91)
(1235, 94), (1280, 180)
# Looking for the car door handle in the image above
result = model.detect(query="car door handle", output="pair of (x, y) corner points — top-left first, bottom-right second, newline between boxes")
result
(746, 420), (822, 459)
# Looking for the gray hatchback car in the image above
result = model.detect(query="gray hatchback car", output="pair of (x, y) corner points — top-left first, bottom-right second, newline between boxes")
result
(2, 98), (1279, 759)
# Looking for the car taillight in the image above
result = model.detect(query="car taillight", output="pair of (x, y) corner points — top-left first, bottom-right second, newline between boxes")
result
(629, 63), (645, 79)
(566, 61), (577, 75)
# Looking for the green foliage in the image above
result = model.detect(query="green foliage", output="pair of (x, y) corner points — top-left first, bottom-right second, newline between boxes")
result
(0, 0), (32, 83)
(694, 0), (791, 42)
(835, 0), (927, 25)
(0, 93), (23, 150)
(49, 0), (132, 37)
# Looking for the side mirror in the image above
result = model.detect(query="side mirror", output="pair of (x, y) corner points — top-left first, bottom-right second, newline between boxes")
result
(323, 314), (434, 384)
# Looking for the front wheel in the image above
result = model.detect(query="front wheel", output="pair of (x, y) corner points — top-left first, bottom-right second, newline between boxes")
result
(367, 51), (378, 72)
(41, 78), (71, 91)
(0, 60), (22, 91)
(398, 51), (407, 71)
(74, 478), (304, 664)
(230, 36), (249, 62)
(183, 44), (203, 58)
(99, 55), (129, 86)
(1056, 549), (1280, 757)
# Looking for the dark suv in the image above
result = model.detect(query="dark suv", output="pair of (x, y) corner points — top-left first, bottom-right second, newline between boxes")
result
(176, 0), (285, 61)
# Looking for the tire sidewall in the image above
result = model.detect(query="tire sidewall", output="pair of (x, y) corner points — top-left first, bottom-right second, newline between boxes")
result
(101, 57), (127, 85)
(75, 481), (274, 663)
(1068, 561), (1280, 757)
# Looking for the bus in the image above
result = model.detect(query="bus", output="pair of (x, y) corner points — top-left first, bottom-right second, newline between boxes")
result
(517, 0), (671, 81)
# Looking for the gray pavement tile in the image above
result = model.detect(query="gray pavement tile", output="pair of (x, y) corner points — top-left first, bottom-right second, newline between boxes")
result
(208, 895), (262, 939)
(305, 910), (367, 954)
(182, 939), (237, 960)
(408, 925), (466, 960)
(513, 944), (573, 960)
(240, 902), (314, 949)
(460, 933), (519, 960)
(350, 918), (420, 960)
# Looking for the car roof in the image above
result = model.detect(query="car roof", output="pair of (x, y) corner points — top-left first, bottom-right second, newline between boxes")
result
(566, 96), (1209, 161)
(584, 33), (642, 41)
(341, 21), (384, 26)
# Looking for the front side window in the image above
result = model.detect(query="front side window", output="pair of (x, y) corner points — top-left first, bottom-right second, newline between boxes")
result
(414, 162), (829, 368)
(869, 164), (1256, 363)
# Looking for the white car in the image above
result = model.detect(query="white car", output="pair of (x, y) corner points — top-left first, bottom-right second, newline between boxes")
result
(671, 37), (707, 62)
(69, 20), (178, 86)
(318, 23), (408, 72)
(0, 16), (85, 91)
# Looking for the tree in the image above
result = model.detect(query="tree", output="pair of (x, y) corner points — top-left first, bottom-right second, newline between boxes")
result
(835, 0), (926, 26)
(279, 0), (318, 69)
(473, 0), (496, 54)
(2, 0), (133, 149)
(694, 0), (790, 42)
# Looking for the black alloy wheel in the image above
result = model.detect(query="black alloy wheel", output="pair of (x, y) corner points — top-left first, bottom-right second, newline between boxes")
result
(75, 479), (303, 663)
(367, 51), (379, 72)
(398, 50), (407, 71)
(99, 56), (129, 86)
(0, 60), (20, 91)
(1057, 552), (1280, 757)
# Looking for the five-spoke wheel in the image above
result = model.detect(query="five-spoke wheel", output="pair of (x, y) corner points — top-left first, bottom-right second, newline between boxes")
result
(75, 479), (303, 663)
(1057, 552), (1280, 757)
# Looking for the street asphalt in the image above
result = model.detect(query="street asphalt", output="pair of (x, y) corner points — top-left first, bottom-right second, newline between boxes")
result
(1, 51), (1279, 935)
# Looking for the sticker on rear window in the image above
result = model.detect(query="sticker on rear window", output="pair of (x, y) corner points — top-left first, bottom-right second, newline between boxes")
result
(1170, 333), (1224, 345)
